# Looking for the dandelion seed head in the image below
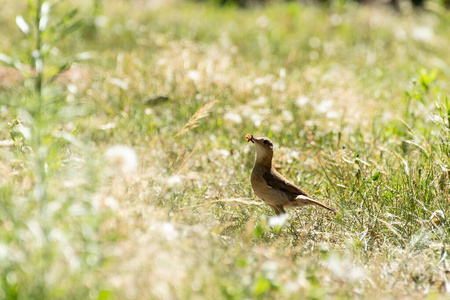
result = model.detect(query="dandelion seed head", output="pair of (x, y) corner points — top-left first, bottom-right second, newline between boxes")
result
(224, 112), (242, 124)
(256, 15), (270, 28)
(296, 96), (309, 107)
(309, 37), (321, 48)
(330, 14), (342, 26)
(105, 145), (138, 174)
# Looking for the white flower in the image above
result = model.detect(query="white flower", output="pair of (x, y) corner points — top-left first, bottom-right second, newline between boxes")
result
(281, 110), (293, 122)
(104, 196), (119, 210)
(67, 84), (78, 94)
(256, 15), (269, 28)
(104, 145), (138, 174)
(327, 254), (365, 282)
(309, 51), (319, 61)
(309, 37), (321, 48)
(430, 114), (443, 124)
(316, 99), (333, 113)
(95, 15), (108, 28)
(224, 112), (242, 124)
(188, 70), (201, 83)
(329, 14), (342, 26)
(213, 149), (230, 158)
(1, 106), (8, 117)
(92, 194), (119, 211)
(412, 27), (433, 42)
(295, 96), (309, 107)
(0, 243), (8, 260)
(262, 260), (279, 280)
(268, 214), (288, 227)
(99, 122), (116, 130)
(272, 79), (286, 91)
(316, 99), (341, 119)
(166, 175), (183, 187)
(161, 222), (179, 240)
(15, 124), (31, 140)
(110, 78), (129, 90)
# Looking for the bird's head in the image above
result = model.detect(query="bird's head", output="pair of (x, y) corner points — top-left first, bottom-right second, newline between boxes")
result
(246, 134), (274, 166)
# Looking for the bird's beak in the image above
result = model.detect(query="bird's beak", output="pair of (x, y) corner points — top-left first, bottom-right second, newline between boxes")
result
(245, 134), (255, 143)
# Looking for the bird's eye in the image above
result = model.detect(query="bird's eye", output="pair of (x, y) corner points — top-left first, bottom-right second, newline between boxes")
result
(264, 140), (268, 145)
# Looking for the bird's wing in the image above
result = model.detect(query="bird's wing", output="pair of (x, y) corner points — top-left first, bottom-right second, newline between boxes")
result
(263, 168), (312, 199)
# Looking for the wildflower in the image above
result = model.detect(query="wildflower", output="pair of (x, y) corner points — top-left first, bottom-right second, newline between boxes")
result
(430, 210), (445, 226)
(268, 214), (288, 227)
(412, 27), (433, 42)
(161, 222), (179, 240)
(104, 145), (138, 174)
(295, 96), (309, 107)
(166, 175), (183, 187)
(92, 194), (119, 211)
(224, 112), (242, 124)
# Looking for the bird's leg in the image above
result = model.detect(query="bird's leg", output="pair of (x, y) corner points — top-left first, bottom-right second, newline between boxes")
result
(269, 205), (286, 215)
(268, 204), (283, 215)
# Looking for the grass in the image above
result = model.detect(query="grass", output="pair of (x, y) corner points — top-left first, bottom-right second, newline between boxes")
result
(1, 0), (450, 299)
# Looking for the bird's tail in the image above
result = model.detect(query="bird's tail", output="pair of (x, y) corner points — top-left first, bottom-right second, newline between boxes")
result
(295, 195), (338, 212)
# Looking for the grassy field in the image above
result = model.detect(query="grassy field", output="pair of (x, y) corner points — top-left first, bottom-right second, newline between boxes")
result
(1, 0), (450, 299)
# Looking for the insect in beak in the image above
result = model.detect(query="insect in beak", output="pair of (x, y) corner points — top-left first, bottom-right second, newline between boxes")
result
(245, 134), (254, 143)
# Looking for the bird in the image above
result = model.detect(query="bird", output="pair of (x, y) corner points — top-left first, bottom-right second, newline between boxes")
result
(246, 134), (337, 215)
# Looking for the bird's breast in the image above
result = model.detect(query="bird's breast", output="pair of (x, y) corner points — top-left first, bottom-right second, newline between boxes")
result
(251, 168), (290, 206)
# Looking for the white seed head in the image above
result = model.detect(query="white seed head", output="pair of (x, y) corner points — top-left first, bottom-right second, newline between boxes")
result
(105, 145), (138, 174)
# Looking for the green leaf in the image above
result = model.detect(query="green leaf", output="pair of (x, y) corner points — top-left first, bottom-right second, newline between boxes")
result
(47, 61), (72, 85)
(57, 62), (72, 74)
(254, 223), (264, 238)
(253, 276), (271, 296)
(371, 171), (381, 181)
(60, 19), (82, 39)
(97, 290), (112, 300)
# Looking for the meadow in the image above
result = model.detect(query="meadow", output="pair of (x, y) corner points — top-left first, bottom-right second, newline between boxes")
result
(0, 0), (450, 298)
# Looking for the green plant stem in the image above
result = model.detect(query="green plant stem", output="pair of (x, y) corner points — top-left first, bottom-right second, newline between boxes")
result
(33, 0), (46, 206)
(33, 1), (49, 297)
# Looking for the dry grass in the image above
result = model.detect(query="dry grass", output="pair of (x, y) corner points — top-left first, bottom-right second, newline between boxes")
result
(176, 100), (219, 137)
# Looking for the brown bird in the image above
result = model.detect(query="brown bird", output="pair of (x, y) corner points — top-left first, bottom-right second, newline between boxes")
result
(246, 134), (337, 215)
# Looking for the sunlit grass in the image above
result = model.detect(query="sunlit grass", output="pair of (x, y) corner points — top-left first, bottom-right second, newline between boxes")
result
(1, 0), (450, 299)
